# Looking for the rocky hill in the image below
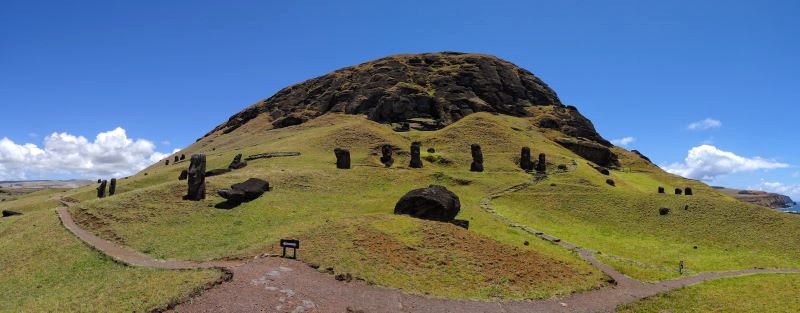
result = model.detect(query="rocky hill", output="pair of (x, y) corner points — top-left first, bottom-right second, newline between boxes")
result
(206, 52), (610, 145)
(714, 187), (796, 209)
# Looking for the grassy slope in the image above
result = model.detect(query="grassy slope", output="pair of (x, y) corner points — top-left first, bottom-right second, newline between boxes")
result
(69, 113), (607, 300)
(64, 111), (800, 304)
(618, 274), (800, 312)
(0, 190), (223, 312)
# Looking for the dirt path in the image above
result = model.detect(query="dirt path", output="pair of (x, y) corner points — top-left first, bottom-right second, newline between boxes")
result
(56, 192), (800, 313)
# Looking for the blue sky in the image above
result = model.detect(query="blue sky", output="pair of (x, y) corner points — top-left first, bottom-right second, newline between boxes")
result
(1, 1), (799, 198)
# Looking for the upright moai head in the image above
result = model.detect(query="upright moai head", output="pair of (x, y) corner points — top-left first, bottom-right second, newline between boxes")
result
(174, 155), (179, 163)
(675, 188), (683, 195)
(520, 147), (533, 171)
(380, 145), (394, 167)
(409, 142), (423, 168)
(96, 180), (107, 198)
(470, 144), (484, 172)
(684, 187), (693, 196)
(536, 153), (547, 173)
(165, 159), (170, 165)
(334, 148), (351, 169)
(180, 154), (186, 161)
(184, 154), (207, 201)
(109, 178), (117, 196)
(658, 186), (665, 194)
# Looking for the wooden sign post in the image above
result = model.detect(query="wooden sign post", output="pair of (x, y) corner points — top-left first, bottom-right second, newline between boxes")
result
(280, 239), (300, 259)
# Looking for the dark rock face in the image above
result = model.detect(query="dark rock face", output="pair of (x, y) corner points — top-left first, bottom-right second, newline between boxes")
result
(334, 148), (351, 169)
(228, 154), (248, 170)
(536, 105), (612, 146)
(659, 208), (670, 215)
(658, 186), (665, 194)
(685, 187), (693, 196)
(184, 154), (206, 201)
(520, 147), (533, 172)
(470, 144), (484, 172)
(179, 170), (188, 180)
(631, 150), (652, 163)
(217, 178), (270, 205)
(2, 210), (21, 217)
(206, 168), (232, 177)
(536, 153), (546, 173)
(606, 179), (615, 186)
(97, 180), (107, 198)
(380, 145), (394, 167)
(554, 138), (619, 168)
(409, 142), (423, 168)
(206, 53), (565, 137)
(394, 185), (461, 222)
(109, 178), (117, 196)
(675, 188), (683, 195)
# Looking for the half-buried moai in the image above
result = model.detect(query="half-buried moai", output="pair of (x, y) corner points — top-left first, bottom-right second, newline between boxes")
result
(536, 153), (547, 173)
(109, 178), (117, 196)
(520, 147), (533, 172)
(97, 180), (107, 198)
(409, 142), (423, 168)
(334, 148), (351, 169)
(380, 144), (394, 167)
(165, 159), (170, 165)
(675, 188), (683, 195)
(684, 187), (693, 196)
(178, 169), (188, 180)
(174, 155), (179, 163)
(184, 154), (206, 201)
(658, 186), (665, 194)
(180, 154), (186, 161)
(470, 144), (484, 172)
(228, 153), (247, 170)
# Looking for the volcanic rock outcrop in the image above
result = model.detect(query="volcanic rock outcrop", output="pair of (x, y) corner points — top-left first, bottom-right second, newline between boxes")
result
(204, 53), (608, 136)
(554, 137), (619, 168)
(394, 185), (461, 222)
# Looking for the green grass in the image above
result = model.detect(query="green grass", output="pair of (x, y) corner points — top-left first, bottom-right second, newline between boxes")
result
(618, 274), (800, 312)
(0, 195), (223, 312)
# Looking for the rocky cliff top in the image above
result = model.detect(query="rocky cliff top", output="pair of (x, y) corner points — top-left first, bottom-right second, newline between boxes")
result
(206, 52), (610, 147)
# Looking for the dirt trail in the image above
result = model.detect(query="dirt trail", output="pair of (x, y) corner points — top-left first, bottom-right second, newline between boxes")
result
(56, 190), (800, 313)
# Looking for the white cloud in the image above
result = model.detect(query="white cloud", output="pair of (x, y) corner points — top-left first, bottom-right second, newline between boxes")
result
(611, 136), (636, 147)
(793, 171), (800, 178)
(687, 118), (721, 131)
(663, 145), (788, 181)
(160, 140), (171, 146)
(0, 127), (172, 180)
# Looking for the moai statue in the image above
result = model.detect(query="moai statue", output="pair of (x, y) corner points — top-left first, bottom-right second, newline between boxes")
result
(684, 187), (693, 196)
(183, 154), (206, 201)
(178, 169), (188, 180)
(380, 145), (394, 167)
(174, 155), (179, 163)
(409, 142), (423, 168)
(520, 147), (533, 172)
(228, 153), (247, 169)
(96, 180), (107, 198)
(675, 188), (683, 195)
(470, 144), (484, 172)
(334, 148), (351, 169)
(109, 178), (117, 196)
(536, 153), (547, 173)
(658, 186), (665, 193)
(180, 154), (186, 161)
(165, 159), (170, 165)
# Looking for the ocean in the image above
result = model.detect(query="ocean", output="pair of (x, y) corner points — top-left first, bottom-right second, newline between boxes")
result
(781, 202), (800, 213)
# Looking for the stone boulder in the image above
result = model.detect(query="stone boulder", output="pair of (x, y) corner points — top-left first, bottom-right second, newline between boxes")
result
(394, 185), (461, 222)
(470, 144), (483, 172)
(659, 208), (670, 215)
(606, 179), (615, 186)
(554, 138), (619, 168)
(184, 154), (206, 201)
(217, 178), (270, 205)
(334, 148), (351, 169)
(228, 153), (248, 170)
